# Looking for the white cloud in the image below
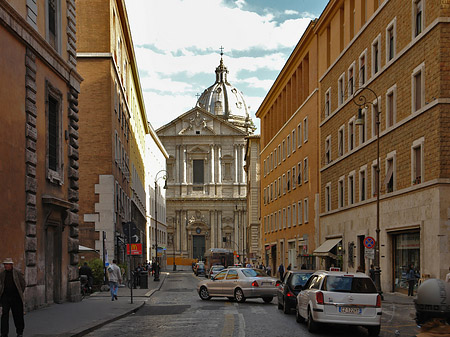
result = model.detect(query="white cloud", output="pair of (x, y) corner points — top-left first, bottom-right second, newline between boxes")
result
(284, 9), (299, 15)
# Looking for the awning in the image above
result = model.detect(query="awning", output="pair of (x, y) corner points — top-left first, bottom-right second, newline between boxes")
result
(313, 238), (342, 258)
(79, 245), (99, 253)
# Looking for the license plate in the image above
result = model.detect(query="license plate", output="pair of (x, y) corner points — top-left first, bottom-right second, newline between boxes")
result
(339, 307), (362, 314)
(261, 282), (272, 285)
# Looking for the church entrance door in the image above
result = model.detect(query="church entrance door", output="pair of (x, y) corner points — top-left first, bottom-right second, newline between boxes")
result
(193, 235), (205, 260)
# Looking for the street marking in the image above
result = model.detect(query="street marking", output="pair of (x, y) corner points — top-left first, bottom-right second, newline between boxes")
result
(221, 314), (235, 337)
(238, 313), (246, 337)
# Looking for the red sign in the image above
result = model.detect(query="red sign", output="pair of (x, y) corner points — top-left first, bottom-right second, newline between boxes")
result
(127, 243), (142, 255)
(364, 236), (376, 249)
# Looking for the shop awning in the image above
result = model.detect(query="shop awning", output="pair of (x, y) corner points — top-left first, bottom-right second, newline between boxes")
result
(313, 238), (342, 258)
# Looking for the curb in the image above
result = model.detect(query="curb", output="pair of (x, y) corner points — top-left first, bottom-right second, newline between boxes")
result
(71, 273), (167, 336)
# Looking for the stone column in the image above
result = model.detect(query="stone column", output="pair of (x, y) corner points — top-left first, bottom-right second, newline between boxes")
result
(235, 210), (239, 255)
(176, 145), (180, 183)
(183, 146), (187, 184)
(234, 145), (238, 182)
(210, 145), (215, 183)
(241, 145), (246, 183)
(218, 211), (222, 248)
(182, 210), (188, 251)
(218, 147), (222, 183)
(210, 210), (215, 247)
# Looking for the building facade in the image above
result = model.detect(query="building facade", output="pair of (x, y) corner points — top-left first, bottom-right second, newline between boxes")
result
(317, 0), (450, 293)
(256, 23), (320, 275)
(244, 135), (261, 264)
(157, 55), (255, 266)
(146, 125), (169, 268)
(76, 0), (149, 265)
(0, 0), (82, 309)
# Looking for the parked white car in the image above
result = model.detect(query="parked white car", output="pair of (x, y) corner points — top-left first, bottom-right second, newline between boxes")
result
(296, 271), (381, 336)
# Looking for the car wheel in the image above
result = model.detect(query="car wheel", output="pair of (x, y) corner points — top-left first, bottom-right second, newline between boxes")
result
(234, 288), (246, 303)
(262, 297), (273, 303)
(199, 286), (211, 300)
(307, 308), (319, 333)
(283, 300), (290, 314)
(367, 325), (381, 337)
(296, 308), (305, 323)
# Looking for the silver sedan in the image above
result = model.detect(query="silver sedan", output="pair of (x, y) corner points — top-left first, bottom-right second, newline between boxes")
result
(197, 268), (280, 303)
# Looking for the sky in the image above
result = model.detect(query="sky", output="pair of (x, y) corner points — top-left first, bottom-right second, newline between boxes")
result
(124, 0), (329, 133)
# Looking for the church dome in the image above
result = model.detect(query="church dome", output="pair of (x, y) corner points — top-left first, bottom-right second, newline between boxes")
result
(197, 54), (255, 133)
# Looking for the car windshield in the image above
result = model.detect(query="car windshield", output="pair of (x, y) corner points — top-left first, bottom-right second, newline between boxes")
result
(323, 276), (377, 293)
(212, 266), (224, 271)
(291, 273), (313, 286)
(241, 269), (269, 277)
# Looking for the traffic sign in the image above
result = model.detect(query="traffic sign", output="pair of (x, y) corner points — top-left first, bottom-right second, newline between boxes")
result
(363, 236), (376, 249)
(365, 247), (375, 259)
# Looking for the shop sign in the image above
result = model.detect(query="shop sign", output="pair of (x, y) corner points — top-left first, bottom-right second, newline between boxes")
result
(127, 243), (142, 255)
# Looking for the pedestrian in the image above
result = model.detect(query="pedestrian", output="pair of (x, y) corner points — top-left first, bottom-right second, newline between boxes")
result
(79, 262), (93, 292)
(267, 265), (272, 276)
(301, 263), (307, 270)
(0, 258), (26, 337)
(278, 263), (285, 280)
(369, 264), (375, 281)
(446, 267), (450, 283)
(406, 264), (417, 296)
(107, 259), (122, 301)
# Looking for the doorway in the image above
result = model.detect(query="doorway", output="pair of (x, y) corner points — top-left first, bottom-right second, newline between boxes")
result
(45, 222), (62, 304)
(192, 235), (205, 261)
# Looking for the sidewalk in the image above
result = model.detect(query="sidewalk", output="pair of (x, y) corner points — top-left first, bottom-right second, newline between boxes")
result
(382, 291), (415, 305)
(14, 273), (166, 337)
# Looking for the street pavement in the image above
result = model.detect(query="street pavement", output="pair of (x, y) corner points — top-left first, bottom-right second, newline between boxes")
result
(10, 272), (166, 337)
(9, 270), (419, 337)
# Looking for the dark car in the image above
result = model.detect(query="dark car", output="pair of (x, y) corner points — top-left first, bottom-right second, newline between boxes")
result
(277, 270), (313, 314)
(195, 262), (206, 276)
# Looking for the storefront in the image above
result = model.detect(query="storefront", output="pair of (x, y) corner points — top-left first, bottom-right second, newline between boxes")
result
(392, 231), (420, 293)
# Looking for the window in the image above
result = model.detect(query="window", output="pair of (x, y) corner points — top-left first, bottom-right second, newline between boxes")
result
(292, 130), (296, 152)
(325, 183), (331, 212)
(304, 198), (309, 223)
(283, 208), (286, 229)
(303, 157), (308, 182)
(274, 148), (277, 168)
(193, 159), (204, 184)
(278, 177), (281, 196)
(412, 138), (424, 184)
(371, 98), (380, 138)
(325, 88), (331, 117)
(325, 136), (331, 164)
(348, 63), (355, 97)
(226, 270), (239, 280)
(282, 140), (286, 161)
(338, 177), (345, 208)
(270, 183), (273, 201)
(287, 135), (291, 156)
(358, 108), (367, 144)
(287, 170), (291, 192)
(292, 166), (296, 189)
(338, 73), (345, 106)
(263, 159), (266, 176)
(297, 162), (302, 185)
(413, 0), (423, 37)
(348, 118), (355, 151)
(274, 180), (277, 199)
(412, 63), (425, 112)
(278, 144), (281, 164)
(338, 125), (345, 156)
(386, 18), (396, 62)
(372, 35), (381, 76)
(359, 50), (367, 86)
(46, 81), (63, 184)
(297, 201), (302, 225)
(282, 174), (286, 194)
(303, 117), (308, 142)
(384, 153), (396, 193)
(47, 0), (60, 51)
(287, 206), (291, 228)
(372, 161), (379, 197)
(278, 210), (282, 230)
(269, 153), (273, 172)
(292, 203), (297, 227)
(386, 85), (397, 128)
(348, 172), (355, 205)
(359, 167), (367, 202)
(297, 123), (302, 148)
(263, 188), (267, 205)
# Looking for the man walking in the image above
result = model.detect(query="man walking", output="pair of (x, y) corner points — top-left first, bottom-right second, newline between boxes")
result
(0, 258), (26, 337)
(107, 260), (122, 301)
(278, 263), (285, 280)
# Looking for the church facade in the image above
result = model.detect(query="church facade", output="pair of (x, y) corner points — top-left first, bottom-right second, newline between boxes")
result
(156, 56), (255, 266)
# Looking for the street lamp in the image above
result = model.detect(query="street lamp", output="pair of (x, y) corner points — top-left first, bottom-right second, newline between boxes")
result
(154, 169), (167, 281)
(352, 86), (382, 296)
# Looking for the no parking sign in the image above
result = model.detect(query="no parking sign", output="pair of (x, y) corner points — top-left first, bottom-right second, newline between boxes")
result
(363, 236), (376, 249)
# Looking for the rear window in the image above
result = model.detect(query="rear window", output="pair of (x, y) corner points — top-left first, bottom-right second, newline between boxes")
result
(212, 266), (224, 272)
(323, 276), (377, 293)
(241, 269), (269, 277)
(290, 273), (312, 287)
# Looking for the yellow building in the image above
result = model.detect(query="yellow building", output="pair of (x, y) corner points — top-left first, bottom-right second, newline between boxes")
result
(0, 0), (83, 308)
(76, 0), (149, 264)
(256, 22), (320, 274)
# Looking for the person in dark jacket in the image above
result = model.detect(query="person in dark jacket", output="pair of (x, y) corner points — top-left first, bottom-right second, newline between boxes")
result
(79, 262), (93, 291)
(0, 258), (26, 337)
(278, 263), (285, 280)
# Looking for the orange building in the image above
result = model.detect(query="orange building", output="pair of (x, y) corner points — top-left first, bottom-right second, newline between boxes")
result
(256, 22), (320, 274)
(76, 0), (149, 265)
(0, 0), (82, 308)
